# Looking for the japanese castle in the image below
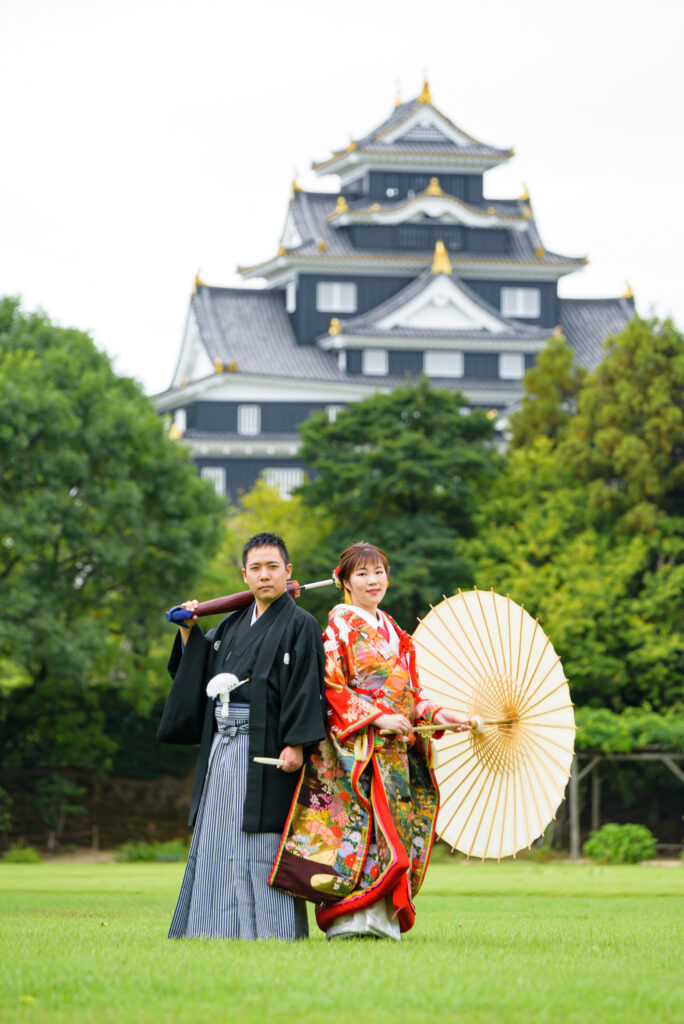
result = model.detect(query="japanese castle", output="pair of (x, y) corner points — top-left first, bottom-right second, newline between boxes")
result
(157, 79), (634, 500)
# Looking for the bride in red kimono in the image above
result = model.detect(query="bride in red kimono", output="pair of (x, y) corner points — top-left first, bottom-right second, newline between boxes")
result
(270, 542), (468, 939)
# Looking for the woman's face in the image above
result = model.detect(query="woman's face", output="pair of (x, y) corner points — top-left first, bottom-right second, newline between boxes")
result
(344, 560), (388, 614)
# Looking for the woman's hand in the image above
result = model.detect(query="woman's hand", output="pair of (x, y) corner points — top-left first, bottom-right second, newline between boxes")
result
(432, 709), (472, 731)
(374, 713), (412, 737)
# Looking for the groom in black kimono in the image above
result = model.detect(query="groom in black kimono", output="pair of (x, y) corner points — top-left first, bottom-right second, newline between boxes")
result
(158, 532), (326, 939)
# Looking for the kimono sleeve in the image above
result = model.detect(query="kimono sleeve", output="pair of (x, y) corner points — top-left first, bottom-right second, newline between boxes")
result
(157, 625), (212, 744)
(278, 614), (327, 749)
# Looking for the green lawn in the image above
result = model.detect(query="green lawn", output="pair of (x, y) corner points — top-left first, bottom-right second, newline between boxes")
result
(1, 856), (681, 1024)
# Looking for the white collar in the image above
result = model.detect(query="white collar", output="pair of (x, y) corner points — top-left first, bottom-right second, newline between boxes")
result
(336, 604), (399, 652)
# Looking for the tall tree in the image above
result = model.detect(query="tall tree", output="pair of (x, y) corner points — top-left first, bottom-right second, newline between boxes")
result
(469, 317), (684, 710)
(508, 333), (586, 449)
(0, 298), (224, 770)
(297, 378), (498, 627)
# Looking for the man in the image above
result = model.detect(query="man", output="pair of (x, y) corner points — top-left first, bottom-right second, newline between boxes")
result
(157, 532), (326, 940)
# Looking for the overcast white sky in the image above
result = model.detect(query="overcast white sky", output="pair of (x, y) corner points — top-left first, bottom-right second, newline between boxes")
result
(2, 0), (682, 396)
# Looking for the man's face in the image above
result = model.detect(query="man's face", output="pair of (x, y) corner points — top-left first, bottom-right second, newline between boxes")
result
(241, 545), (292, 607)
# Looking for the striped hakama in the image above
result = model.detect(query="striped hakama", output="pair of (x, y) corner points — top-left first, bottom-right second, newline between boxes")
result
(169, 703), (308, 940)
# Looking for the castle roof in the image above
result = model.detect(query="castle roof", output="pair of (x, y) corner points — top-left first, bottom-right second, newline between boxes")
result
(239, 188), (586, 281)
(558, 296), (636, 371)
(318, 268), (552, 345)
(312, 84), (512, 176)
(189, 285), (346, 382)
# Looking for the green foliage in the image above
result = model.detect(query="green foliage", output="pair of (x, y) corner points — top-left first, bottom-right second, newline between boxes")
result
(114, 838), (189, 862)
(190, 478), (333, 628)
(508, 334), (587, 448)
(0, 786), (12, 835)
(575, 706), (684, 752)
(2, 841), (41, 863)
(297, 378), (498, 626)
(30, 776), (87, 850)
(470, 317), (684, 710)
(0, 297), (224, 771)
(583, 822), (657, 864)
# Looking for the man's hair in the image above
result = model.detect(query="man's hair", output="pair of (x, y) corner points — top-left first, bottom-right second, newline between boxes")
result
(242, 532), (290, 567)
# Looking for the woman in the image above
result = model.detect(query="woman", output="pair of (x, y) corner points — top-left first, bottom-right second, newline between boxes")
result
(270, 542), (468, 939)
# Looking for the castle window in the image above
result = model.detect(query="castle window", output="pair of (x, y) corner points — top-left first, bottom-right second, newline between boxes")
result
(362, 349), (388, 376)
(200, 466), (226, 496)
(326, 405), (344, 423)
(173, 408), (187, 433)
(237, 404), (261, 435)
(262, 467), (305, 499)
(500, 287), (541, 318)
(286, 279), (297, 313)
(424, 351), (464, 378)
(316, 282), (357, 313)
(499, 353), (525, 379)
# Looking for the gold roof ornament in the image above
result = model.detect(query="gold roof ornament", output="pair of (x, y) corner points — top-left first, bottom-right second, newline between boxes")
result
(522, 204), (532, 220)
(431, 239), (452, 275)
(534, 247), (545, 258)
(487, 206), (496, 215)
(180, 378), (187, 388)
(193, 271), (206, 294)
(486, 409), (498, 421)
(317, 238), (328, 251)
(370, 202), (381, 212)
(214, 357), (224, 373)
(553, 325), (564, 338)
(622, 282), (633, 299)
(518, 184), (530, 201)
(227, 360), (238, 372)
(346, 140), (358, 151)
(418, 75), (432, 105)
(277, 244), (287, 255)
(290, 176), (302, 200)
(395, 84), (402, 107)
(169, 422), (183, 440)
(425, 176), (444, 197)
(334, 195), (350, 214)
(328, 317), (342, 335)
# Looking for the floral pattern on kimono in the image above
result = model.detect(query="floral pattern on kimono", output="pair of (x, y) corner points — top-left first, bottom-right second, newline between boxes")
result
(270, 605), (443, 934)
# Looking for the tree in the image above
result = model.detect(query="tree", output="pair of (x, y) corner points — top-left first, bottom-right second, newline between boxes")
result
(30, 775), (87, 851)
(297, 378), (498, 626)
(194, 477), (333, 615)
(0, 298), (225, 770)
(508, 333), (586, 448)
(469, 317), (684, 710)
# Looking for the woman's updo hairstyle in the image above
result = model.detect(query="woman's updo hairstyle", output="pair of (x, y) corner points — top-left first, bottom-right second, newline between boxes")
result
(335, 542), (389, 602)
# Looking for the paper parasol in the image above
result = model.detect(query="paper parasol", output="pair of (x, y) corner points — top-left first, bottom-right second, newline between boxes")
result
(413, 589), (575, 860)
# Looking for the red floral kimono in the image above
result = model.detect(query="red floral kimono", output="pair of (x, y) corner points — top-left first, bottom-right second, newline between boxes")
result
(270, 604), (443, 935)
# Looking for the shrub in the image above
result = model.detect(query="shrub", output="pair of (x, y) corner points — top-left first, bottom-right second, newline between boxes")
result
(2, 842), (42, 863)
(583, 823), (657, 864)
(115, 839), (189, 863)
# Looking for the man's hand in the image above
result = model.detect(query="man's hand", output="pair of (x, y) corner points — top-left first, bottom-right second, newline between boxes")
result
(278, 744), (304, 773)
(178, 600), (199, 645)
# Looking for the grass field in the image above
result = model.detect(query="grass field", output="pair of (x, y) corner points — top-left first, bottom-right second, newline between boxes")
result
(1, 854), (682, 1024)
